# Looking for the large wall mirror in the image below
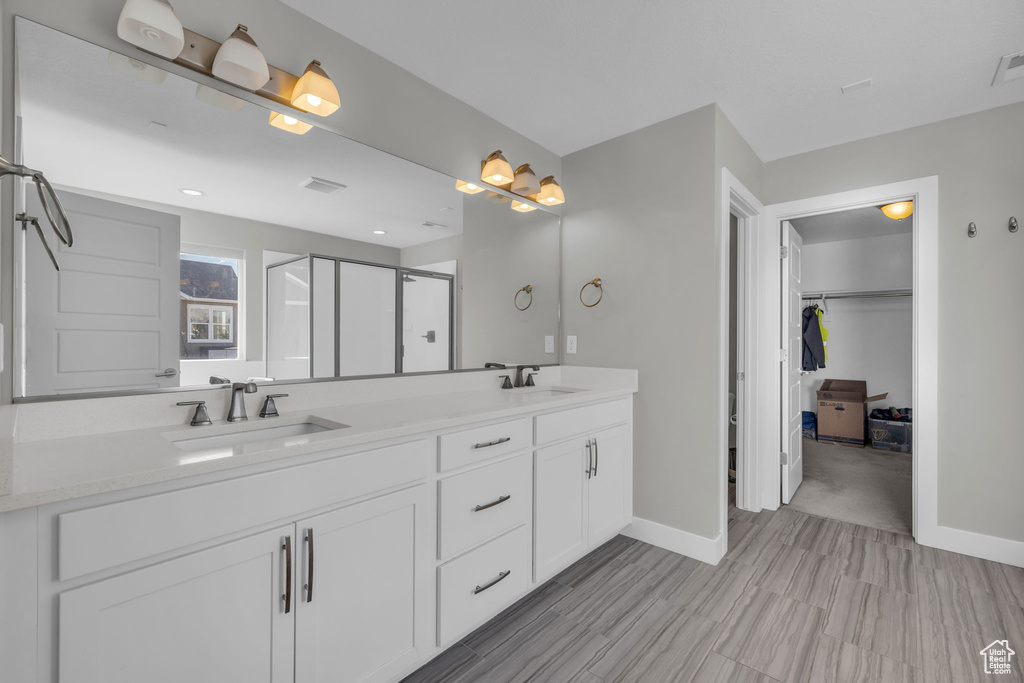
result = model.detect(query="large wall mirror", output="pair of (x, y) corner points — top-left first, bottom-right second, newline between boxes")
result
(13, 19), (561, 399)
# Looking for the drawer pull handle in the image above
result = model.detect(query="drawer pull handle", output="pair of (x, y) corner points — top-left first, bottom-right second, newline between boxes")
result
(473, 437), (511, 449)
(474, 570), (511, 594)
(473, 495), (511, 512)
(305, 528), (314, 603)
(282, 536), (292, 614)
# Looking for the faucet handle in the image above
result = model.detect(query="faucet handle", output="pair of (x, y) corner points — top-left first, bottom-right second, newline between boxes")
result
(176, 400), (212, 426)
(259, 394), (289, 418)
(498, 375), (513, 390)
(526, 372), (538, 387)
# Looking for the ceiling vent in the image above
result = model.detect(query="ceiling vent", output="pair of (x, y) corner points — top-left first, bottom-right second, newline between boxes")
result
(422, 221), (449, 229)
(300, 176), (347, 194)
(993, 50), (1024, 85)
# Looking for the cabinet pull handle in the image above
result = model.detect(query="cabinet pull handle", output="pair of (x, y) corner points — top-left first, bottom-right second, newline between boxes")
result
(474, 570), (511, 594)
(282, 536), (292, 614)
(593, 438), (599, 477)
(305, 529), (315, 603)
(473, 495), (511, 512)
(473, 437), (511, 449)
(585, 439), (593, 479)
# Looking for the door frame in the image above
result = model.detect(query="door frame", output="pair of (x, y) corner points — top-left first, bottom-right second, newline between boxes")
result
(759, 176), (938, 542)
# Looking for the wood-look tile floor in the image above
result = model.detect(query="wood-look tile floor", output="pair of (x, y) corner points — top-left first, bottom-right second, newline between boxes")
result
(402, 504), (1024, 683)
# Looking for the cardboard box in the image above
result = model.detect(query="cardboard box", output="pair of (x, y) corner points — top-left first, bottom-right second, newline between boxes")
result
(816, 379), (888, 448)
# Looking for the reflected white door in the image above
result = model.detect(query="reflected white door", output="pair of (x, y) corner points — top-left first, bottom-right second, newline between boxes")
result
(22, 189), (180, 396)
(401, 272), (452, 373)
(781, 221), (804, 504)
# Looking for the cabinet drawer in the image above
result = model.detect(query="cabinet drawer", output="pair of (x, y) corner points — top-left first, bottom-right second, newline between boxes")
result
(437, 526), (529, 644)
(58, 439), (431, 581)
(438, 418), (531, 472)
(534, 398), (631, 445)
(438, 454), (531, 560)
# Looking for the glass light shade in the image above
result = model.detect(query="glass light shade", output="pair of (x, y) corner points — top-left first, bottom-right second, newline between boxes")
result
(511, 200), (538, 213)
(510, 164), (540, 197)
(107, 51), (168, 84)
(455, 179), (485, 194)
(212, 25), (270, 91)
(291, 61), (340, 117)
(481, 150), (514, 186)
(195, 84), (245, 112)
(535, 176), (565, 205)
(879, 201), (913, 220)
(116, 0), (185, 59)
(269, 111), (312, 135)
(485, 190), (512, 204)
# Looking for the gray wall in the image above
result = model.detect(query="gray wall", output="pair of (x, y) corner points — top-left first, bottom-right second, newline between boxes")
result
(763, 101), (1024, 542)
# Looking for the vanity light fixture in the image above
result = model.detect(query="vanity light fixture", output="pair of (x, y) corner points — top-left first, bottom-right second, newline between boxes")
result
(455, 179), (485, 195)
(510, 200), (538, 213)
(108, 51), (168, 84)
(879, 200), (913, 220)
(269, 111), (313, 135)
(534, 176), (565, 206)
(116, 0), (185, 60)
(291, 61), (341, 117)
(195, 84), (245, 111)
(480, 150), (514, 187)
(372, 230), (387, 235)
(179, 188), (205, 196)
(212, 25), (269, 91)
(510, 164), (540, 197)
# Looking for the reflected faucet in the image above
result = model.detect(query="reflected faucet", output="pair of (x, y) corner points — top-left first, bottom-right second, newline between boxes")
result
(484, 363), (507, 369)
(227, 382), (258, 422)
(514, 365), (539, 388)
(209, 375), (231, 385)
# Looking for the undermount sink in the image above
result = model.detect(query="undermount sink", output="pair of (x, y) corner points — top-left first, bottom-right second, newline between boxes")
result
(523, 388), (579, 398)
(171, 421), (346, 453)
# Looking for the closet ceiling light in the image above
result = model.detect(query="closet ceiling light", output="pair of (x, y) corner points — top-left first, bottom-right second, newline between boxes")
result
(116, 0), (185, 60)
(511, 200), (538, 213)
(510, 164), (541, 197)
(480, 150), (514, 187)
(269, 111), (313, 135)
(879, 201), (913, 220)
(212, 25), (270, 91)
(534, 176), (565, 206)
(291, 61), (340, 117)
(455, 180), (485, 194)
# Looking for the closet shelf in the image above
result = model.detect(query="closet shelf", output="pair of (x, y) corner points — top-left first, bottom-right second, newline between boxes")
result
(802, 288), (912, 301)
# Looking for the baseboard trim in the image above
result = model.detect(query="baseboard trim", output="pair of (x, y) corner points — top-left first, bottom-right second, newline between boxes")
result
(622, 516), (725, 565)
(918, 524), (1024, 569)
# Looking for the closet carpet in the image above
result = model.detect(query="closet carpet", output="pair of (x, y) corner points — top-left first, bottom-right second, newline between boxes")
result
(401, 507), (1024, 683)
(788, 438), (912, 536)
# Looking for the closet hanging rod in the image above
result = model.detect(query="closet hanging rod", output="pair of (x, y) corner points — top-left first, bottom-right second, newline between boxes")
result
(802, 289), (913, 301)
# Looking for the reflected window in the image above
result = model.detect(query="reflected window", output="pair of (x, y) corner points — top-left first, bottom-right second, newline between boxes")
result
(180, 251), (240, 359)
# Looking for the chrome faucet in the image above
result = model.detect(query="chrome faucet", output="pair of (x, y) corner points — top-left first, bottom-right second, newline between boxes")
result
(514, 365), (540, 388)
(227, 382), (258, 422)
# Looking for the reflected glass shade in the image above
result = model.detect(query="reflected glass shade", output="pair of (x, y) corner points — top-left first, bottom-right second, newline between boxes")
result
(879, 201), (913, 220)
(116, 0), (185, 59)
(535, 176), (565, 206)
(510, 163), (540, 197)
(291, 61), (340, 117)
(481, 150), (514, 186)
(455, 179), (485, 194)
(269, 111), (312, 135)
(212, 25), (270, 91)
(108, 51), (168, 84)
(511, 200), (538, 213)
(195, 84), (245, 112)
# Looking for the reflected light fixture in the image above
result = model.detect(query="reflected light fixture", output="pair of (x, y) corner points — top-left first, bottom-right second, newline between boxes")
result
(511, 164), (540, 197)
(455, 179), (485, 195)
(212, 25), (269, 91)
(195, 84), (245, 111)
(481, 150), (514, 187)
(291, 60), (341, 117)
(179, 188), (204, 196)
(269, 111), (313, 135)
(534, 176), (565, 206)
(116, 0), (185, 59)
(511, 200), (538, 213)
(107, 51), (168, 84)
(879, 201), (913, 220)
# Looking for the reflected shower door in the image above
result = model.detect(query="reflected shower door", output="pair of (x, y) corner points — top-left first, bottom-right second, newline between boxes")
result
(338, 262), (397, 376)
(401, 270), (453, 373)
(266, 258), (310, 380)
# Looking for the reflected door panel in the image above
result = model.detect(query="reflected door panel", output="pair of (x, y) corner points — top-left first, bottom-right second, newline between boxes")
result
(266, 259), (310, 381)
(401, 271), (453, 373)
(338, 262), (396, 377)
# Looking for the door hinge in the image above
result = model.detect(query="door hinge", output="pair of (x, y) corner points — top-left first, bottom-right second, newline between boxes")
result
(779, 349), (788, 362)
(780, 245), (788, 259)
(736, 371), (745, 381)
(781, 451), (789, 465)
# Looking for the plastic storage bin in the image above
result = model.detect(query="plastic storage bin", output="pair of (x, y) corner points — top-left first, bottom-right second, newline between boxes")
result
(868, 418), (912, 453)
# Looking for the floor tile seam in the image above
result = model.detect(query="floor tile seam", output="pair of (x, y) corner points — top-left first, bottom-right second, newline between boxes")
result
(838, 567), (918, 597)
(706, 650), (786, 683)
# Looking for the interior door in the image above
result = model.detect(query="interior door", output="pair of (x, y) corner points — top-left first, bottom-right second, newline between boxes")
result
(22, 188), (181, 396)
(781, 220), (804, 503)
(400, 270), (452, 373)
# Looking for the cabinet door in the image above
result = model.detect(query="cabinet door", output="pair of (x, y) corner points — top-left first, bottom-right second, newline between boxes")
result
(59, 526), (294, 683)
(295, 486), (432, 683)
(534, 439), (588, 581)
(587, 426), (630, 544)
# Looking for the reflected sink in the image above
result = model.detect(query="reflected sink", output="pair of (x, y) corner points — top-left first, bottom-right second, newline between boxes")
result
(523, 388), (580, 398)
(171, 421), (346, 453)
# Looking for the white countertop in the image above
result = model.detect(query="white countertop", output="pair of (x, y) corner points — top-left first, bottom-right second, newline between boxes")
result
(0, 367), (637, 513)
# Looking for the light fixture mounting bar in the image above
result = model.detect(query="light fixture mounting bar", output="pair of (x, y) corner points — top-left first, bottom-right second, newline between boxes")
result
(171, 28), (298, 107)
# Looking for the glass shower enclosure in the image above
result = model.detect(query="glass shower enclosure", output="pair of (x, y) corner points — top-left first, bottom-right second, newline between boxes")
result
(266, 255), (454, 380)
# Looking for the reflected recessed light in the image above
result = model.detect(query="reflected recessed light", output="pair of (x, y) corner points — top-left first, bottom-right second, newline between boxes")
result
(180, 188), (204, 196)
(372, 230), (387, 235)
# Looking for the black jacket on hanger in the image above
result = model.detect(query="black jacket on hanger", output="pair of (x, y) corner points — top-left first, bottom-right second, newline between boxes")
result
(802, 305), (826, 371)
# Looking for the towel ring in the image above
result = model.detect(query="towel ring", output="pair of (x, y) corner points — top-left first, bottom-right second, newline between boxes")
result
(514, 285), (533, 311)
(579, 278), (603, 307)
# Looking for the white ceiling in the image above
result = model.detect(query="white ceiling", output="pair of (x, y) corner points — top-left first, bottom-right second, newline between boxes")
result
(281, 0), (1024, 160)
(17, 21), (466, 249)
(790, 206), (912, 245)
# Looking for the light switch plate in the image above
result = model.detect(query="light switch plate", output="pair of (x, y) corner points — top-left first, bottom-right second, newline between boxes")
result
(545, 335), (555, 353)
(566, 335), (577, 354)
